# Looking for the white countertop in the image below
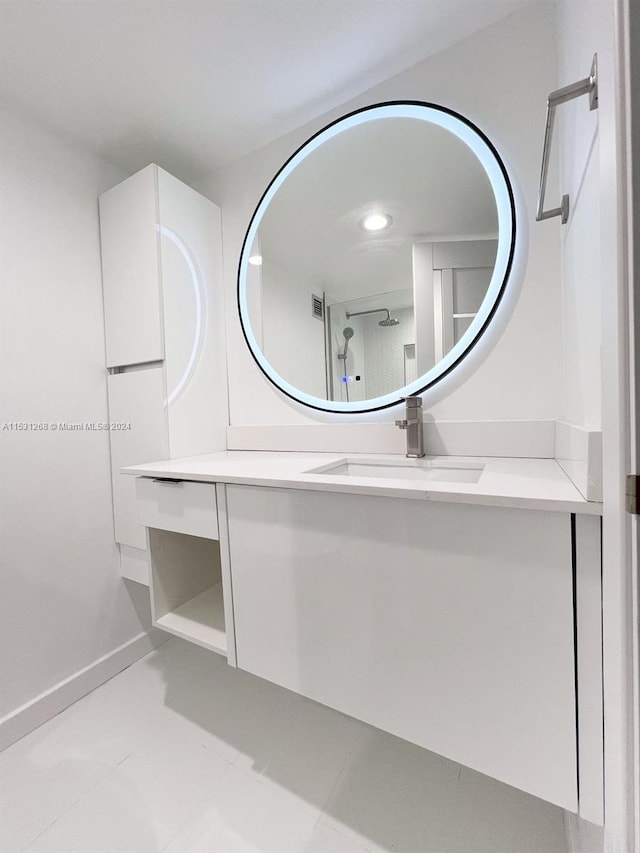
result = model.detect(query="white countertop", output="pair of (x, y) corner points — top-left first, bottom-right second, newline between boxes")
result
(122, 451), (602, 515)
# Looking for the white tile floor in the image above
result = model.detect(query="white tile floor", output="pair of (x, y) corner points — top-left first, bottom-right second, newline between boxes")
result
(0, 638), (569, 853)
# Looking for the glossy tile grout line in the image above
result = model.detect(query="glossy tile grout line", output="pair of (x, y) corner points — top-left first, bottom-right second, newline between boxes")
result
(0, 638), (568, 853)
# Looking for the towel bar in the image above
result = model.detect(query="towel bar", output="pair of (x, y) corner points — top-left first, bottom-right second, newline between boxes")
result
(536, 54), (598, 224)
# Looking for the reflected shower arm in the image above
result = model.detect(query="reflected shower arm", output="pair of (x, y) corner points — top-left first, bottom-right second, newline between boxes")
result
(346, 308), (391, 321)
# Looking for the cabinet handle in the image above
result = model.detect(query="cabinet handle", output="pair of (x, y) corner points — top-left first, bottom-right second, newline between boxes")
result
(151, 478), (184, 485)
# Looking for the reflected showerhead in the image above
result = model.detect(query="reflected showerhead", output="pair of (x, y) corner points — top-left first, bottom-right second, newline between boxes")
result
(338, 326), (354, 362)
(378, 316), (400, 327)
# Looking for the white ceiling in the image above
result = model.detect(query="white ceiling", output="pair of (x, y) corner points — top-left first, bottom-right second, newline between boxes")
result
(0, 0), (534, 183)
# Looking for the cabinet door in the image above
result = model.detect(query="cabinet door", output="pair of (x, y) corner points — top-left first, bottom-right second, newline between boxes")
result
(157, 169), (227, 456)
(99, 165), (163, 368)
(107, 368), (169, 548)
(227, 485), (577, 812)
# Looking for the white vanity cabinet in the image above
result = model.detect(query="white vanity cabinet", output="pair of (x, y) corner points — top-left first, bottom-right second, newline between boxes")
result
(125, 453), (603, 819)
(225, 484), (578, 812)
(99, 165), (228, 573)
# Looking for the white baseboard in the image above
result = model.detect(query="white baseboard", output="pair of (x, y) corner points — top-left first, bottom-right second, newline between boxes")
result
(0, 629), (167, 751)
(555, 421), (603, 501)
(227, 420), (556, 458)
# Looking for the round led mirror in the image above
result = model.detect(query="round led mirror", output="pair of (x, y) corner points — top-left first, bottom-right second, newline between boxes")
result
(238, 101), (516, 413)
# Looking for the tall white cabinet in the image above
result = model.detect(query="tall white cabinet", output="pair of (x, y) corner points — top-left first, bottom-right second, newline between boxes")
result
(99, 165), (227, 581)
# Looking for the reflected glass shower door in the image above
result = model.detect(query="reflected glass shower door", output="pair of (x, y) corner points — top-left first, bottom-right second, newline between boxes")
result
(326, 293), (415, 402)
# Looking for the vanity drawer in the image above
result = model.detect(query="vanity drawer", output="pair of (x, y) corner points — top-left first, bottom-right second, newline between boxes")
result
(135, 477), (218, 539)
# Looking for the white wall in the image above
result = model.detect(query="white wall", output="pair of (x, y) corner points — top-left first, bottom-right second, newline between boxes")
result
(260, 255), (327, 399)
(557, 4), (605, 431)
(0, 105), (152, 721)
(198, 1), (561, 432)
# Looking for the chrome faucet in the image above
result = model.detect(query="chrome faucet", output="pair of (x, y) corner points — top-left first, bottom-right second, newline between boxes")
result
(395, 396), (425, 458)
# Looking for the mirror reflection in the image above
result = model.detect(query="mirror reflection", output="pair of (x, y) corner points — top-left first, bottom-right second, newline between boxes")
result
(244, 109), (502, 405)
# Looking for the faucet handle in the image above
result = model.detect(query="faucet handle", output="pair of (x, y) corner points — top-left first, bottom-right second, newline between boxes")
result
(395, 419), (408, 429)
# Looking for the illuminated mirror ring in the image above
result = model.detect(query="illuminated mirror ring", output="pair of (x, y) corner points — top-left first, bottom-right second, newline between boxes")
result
(238, 100), (516, 414)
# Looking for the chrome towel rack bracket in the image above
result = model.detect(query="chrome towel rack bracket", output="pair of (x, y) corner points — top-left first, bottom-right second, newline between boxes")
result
(536, 53), (598, 225)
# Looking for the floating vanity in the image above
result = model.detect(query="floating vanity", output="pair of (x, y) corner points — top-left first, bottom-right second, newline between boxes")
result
(124, 451), (602, 822)
(107, 90), (605, 833)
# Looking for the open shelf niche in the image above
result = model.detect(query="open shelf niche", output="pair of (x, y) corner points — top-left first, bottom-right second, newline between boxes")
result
(148, 527), (227, 656)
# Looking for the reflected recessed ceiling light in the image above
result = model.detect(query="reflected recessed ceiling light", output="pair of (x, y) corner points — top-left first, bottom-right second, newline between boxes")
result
(248, 255), (263, 266)
(361, 213), (392, 232)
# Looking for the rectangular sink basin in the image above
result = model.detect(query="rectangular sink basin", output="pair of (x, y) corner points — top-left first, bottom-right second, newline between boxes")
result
(308, 459), (484, 484)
